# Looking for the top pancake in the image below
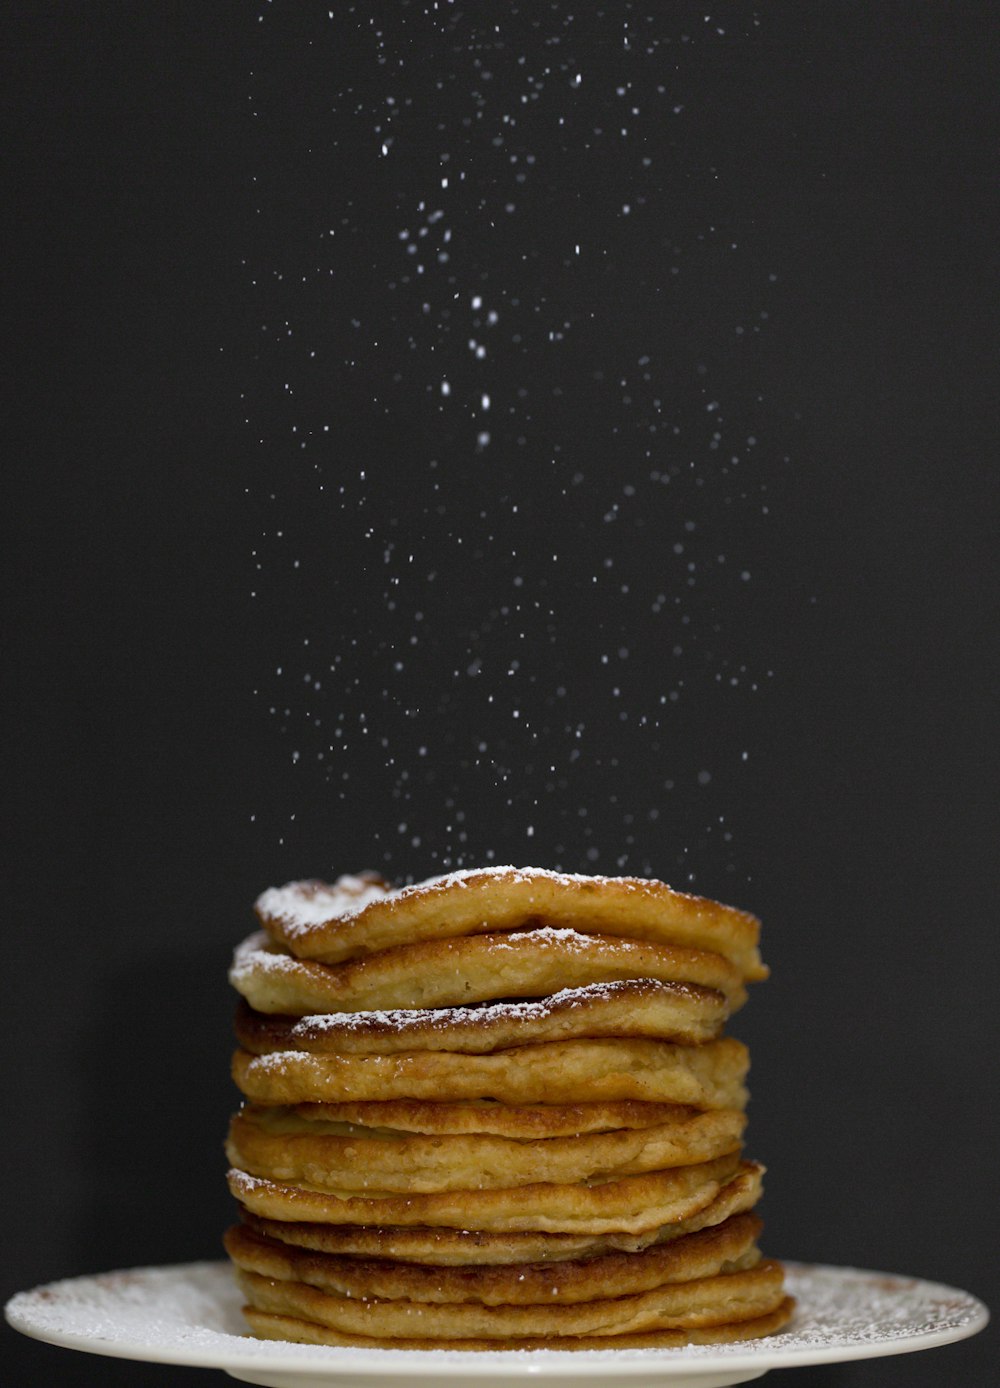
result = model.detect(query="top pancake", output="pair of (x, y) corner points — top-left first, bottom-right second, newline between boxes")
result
(255, 866), (766, 982)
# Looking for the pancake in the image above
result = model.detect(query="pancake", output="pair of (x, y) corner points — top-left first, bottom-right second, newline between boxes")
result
(226, 866), (786, 1353)
(256, 867), (766, 981)
(291, 1097), (707, 1138)
(224, 1211), (763, 1306)
(231, 1034), (749, 1108)
(226, 1105), (747, 1193)
(235, 1259), (786, 1338)
(227, 1151), (743, 1234)
(229, 928), (747, 1016)
(234, 977), (728, 1056)
(240, 1296), (796, 1349)
(238, 1161), (766, 1265)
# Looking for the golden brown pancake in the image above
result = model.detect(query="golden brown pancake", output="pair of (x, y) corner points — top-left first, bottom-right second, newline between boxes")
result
(227, 1151), (743, 1234)
(229, 928), (747, 1015)
(291, 1097), (710, 1138)
(226, 1104), (747, 1193)
(234, 1259), (786, 1338)
(240, 1296), (796, 1349)
(234, 977), (728, 1055)
(255, 867), (766, 981)
(231, 1035), (749, 1108)
(225, 1211), (763, 1305)
(238, 1161), (766, 1265)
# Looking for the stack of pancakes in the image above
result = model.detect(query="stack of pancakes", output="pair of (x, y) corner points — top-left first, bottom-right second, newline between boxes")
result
(224, 866), (792, 1349)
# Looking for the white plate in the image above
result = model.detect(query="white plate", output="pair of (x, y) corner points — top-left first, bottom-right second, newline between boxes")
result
(5, 1260), (988, 1388)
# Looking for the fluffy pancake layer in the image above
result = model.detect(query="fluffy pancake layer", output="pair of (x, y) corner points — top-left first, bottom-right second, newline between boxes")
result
(225, 1211), (763, 1305)
(236, 1160), (766, 1265)
(234, 977), (728, 1055)
(229, 928), (748, 1015)
(241, 1295), (796, 1350)
(226, 1104), (747, 1193)
(227, 1151), (743, 1233)
(255, 867), (766, 981)
(289, 1097), (708, 1137)
(232, 1035), (749, 1108)
(235, 1259), (786, 1339)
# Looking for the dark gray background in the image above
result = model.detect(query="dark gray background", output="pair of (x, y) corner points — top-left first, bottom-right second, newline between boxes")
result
(3, 3), (997, 1384)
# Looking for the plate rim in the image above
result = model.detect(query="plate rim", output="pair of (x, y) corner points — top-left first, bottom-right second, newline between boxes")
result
(4, 1258), (990, 1378)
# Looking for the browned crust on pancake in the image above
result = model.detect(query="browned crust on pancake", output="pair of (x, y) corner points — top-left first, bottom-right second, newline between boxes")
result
(231, 1035), (749, 1109)
(229, 929), (747, 1016)
(291, 1097), (707, 1138)
(226, 1105), (747, 1193)
(235, 1259), (786, 1338)
(238, 1161), (765, 1265)
(240, 1295), (795, 1348)
(255, 868), (766, 982)
(225, 1211), (763, 1306)
(226, 1152), (742, 1234)
(233, 977), (728, 1056)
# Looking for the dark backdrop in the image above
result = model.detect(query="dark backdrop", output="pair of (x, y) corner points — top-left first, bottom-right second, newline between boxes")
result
(3, 3), (997, 1384)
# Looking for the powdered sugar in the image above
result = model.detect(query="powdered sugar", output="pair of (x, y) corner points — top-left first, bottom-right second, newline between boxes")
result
(299, 980), (664, 1037)
(485, 924), (596, 951)
(6, 1262), (245, 1352)
(256, 875), (393, 931)
(229, 932), (302, 987)
(419, 866), (641, 894)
